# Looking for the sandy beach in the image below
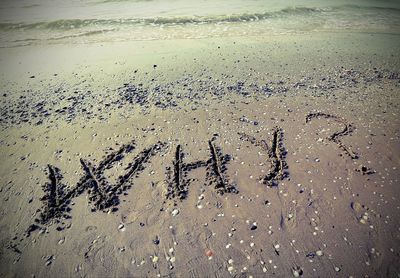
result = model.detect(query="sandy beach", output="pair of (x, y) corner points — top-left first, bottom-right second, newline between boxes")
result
(0, 1), (400, 277)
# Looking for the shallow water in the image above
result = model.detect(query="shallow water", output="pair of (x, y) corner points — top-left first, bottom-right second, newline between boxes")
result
(0, 0), (399, 47)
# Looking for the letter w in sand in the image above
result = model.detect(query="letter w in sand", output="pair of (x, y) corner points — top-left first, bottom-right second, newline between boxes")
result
(28, 141), (166, 234)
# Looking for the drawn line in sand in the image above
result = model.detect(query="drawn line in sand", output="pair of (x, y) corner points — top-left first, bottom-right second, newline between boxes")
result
(206, 140), (237, 194)
(166, 145), (186, 200)
(166, 145), (207, 200)
(28, 141), (166, 235)
(305, 112), (358, 159)
(239, 126), (288, 187)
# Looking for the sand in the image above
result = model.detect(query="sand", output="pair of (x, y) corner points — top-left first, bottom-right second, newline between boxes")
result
(0, 32), (399, 277)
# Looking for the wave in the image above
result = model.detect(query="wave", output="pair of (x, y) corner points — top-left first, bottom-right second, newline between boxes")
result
(47, 29), (117, 40)
(1, 5), (398, 31)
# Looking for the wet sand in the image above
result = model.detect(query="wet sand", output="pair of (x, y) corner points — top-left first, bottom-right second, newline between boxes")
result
(0, 32), (399, 277)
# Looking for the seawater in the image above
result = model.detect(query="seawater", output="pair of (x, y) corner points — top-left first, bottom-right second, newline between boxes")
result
(0, 0), (399, 47)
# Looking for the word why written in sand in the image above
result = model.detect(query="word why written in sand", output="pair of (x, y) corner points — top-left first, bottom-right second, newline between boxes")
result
(27, 112), (363, 235)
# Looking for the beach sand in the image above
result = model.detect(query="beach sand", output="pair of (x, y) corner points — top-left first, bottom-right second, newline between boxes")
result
(0, 32), (399, 277)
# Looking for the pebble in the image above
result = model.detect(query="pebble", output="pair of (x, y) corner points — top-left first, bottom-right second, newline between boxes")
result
(152, 256), (159, 263)
(172, 209), (180, 216)
(44, 255), (54, 266)
(352, 201), (362, 213)
(45, 260), (52, 266)
(118, 224), (125, 231)
(334, 266), (340, 272)
(316, 250), (323, 256)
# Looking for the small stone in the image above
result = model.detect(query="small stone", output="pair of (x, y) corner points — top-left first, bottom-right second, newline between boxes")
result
(172, 209), (179, 216)
(45, 260), (52, 266)
(316, 250), (323, 256)
(292, 266), (303, 277)
(334, 266), (340, 272)
(118, 224), (125, 231)
(152, 256), (159, 263)
(228, 259), (234, 264)
(351, 202), (362, 213)
(227, 266), (234, 272)
(45, 256), (53, 266)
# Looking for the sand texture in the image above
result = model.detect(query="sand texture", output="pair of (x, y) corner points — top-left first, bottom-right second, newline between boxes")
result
(0, 33), (399, 277)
